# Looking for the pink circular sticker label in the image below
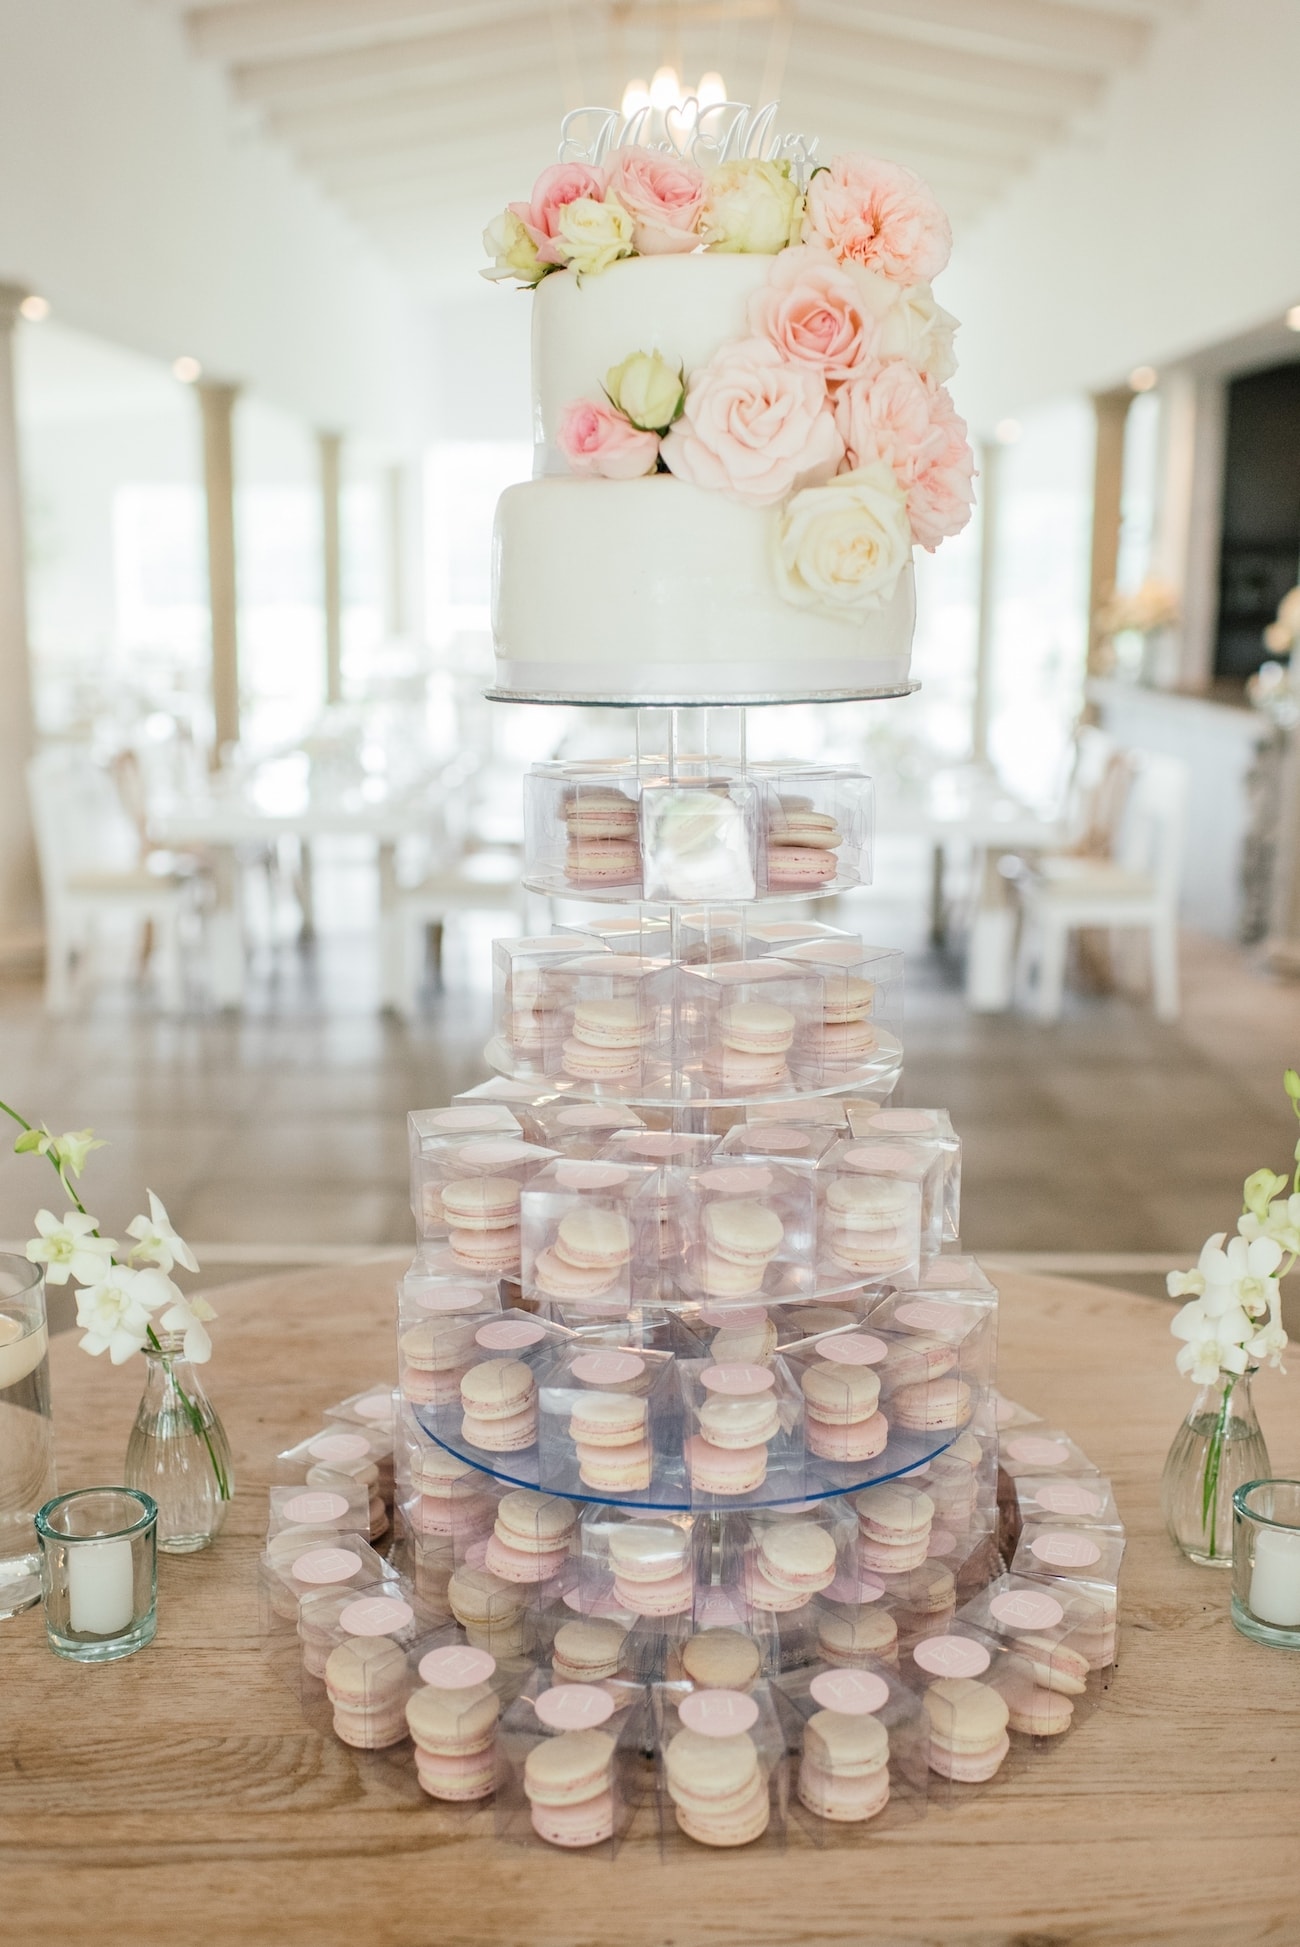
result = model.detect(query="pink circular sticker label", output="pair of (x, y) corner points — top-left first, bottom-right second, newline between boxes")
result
(699, 1166), (773, 1194)
(534, 1683), (615, 1730)
(818, 1334), (888, 1367)
(457, 1139), (535, 1168)
(463, 1538), (490, 1569)
(354, 1392), (393, 1420)
(554, 1161), (630, 1190)
(809, 1669), (890, 1716)
(868, 1111), (936, 1134)
(678, 1688), (759, 1737)
(740, 1127), (813, 1154)
(621, 1134), (693, 1159)
(307, 1433), (371, 1465)
(826, 1571), (886, 1604)
(892, 1301), (963, 1338)
(432, 1108), (507, 1132)
(1034, 1482), (1103, 1518)
(989, 1588), (1065, 1631)
(570, 1351), (645, 1385)
(556, 1105), (633, 1129)
(843, 1144), (918, 1176)
(701, 1362), (774, 1396)
(913, 1635), (991, 1679)
(1007, 1437), (1071, 1468)
(927, 1529), (958, 1558)
(476, 1319), (546, 1350)
(701, 1305), (769, 1329)
(694, 1589), (747, 1629)
(922, 1257), (975, 1287)
(1030, 1532), (1102, 1570)
(282, 1491), (350, 1524)
(339, 1596), (415, 1637)
(417, 1285), (488, 1314)
(562, 1583), (627, 1619)
(291, 1547), (362, 1587)
(419, 1644), (497, 1690)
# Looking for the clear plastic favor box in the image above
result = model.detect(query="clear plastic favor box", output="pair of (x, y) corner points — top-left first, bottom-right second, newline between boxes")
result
(538, 1343), (675, 1504)
(775, 1658), (926, 1839)
(639, 781), (760, 904)
(521, 1157), (658, 1317)
(1011, 1521), (1125, 1676)
(849, 1107), (962, 1241)
(1014, 1472), (1123, 1535)
(755, 768), (874, 897)
(674, 1160), (817, 1307)
(496, 1671), (651, 1852)
(957, 1572), (1103, 1744)
(654, 1679), (788, 1852)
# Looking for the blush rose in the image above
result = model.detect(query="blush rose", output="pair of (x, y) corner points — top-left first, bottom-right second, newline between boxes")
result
(607, 147), (704, 255)
(747, 245), (882, 386)
(835, 363), (975, 549)
(557, 399), (660, 479)
(662, 337), (844, 507)
(511, 162), (608, 267)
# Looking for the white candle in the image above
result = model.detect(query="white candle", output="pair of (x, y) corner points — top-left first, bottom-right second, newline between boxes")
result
(0, 1316), (45, 1389)
(67, 1536), (135, 1635)
(1248, 1525), (1300, 1628)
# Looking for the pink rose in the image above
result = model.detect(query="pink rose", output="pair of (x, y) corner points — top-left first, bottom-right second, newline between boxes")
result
(802, 153), (952, 284)
(835, 363), (974, 549)
(511, 162), (608, 267)
(747, 245), (882, 386)
(606, 147), (704, 256)
(557, 398), (660, 480)
(662, 337), (844, 507)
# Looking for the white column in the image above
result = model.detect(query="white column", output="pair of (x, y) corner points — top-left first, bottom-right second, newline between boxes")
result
(198, 380), (241, 759)
(0, 284), (40, 967)
(1087, 388), (1133, 679)
(384, 461), (406, 639)
(971, 439), (1000, 767)
(319, 430), (343, 706)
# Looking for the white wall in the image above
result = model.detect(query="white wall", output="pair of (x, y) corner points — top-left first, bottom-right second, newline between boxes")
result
(943, 0), (1300, 434)
(0, 0), (432, 449)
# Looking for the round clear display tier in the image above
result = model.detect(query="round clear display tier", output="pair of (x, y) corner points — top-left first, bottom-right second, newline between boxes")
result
(483, 1029), (904, 1109)
(486, 681), (920, 708)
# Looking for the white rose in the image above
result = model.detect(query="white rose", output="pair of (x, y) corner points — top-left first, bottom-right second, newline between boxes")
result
(480, 209), (545, 286)
(838, 264), (958, 382)
(605, 349), (684, 432)
(554, 194), (636, 277)
(702, 158), (803, 254)
(773, 461), (912, 620)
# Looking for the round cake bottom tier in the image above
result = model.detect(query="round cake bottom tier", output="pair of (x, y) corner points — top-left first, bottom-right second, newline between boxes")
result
(491, 475), (916, 704)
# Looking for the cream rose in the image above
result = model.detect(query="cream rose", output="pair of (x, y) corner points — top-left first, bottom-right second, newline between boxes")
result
(701, 157), (803, 254)
(605, 350), (685, 432)
(662, 337), (843, 507)
(773, 461), (912, 619)
(481, 209), (546, 286)
(554, 194), (636, 277)
(748, 245), (881, 386)
(842, 266), (957, 383)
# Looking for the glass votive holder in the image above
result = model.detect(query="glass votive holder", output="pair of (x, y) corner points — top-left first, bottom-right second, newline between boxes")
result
(1232, 1479), (1300, 1649)
(36, 1487), (159, 1662)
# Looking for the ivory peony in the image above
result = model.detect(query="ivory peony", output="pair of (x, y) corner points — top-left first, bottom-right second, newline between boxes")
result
(846, 267), (958, 383)
(701, 157), (803, 254)
(607, 147), (704, 255)
(558, 398), (660, 479)
(481, 209), (546, 285)
(773, 461), (912, 619)
(835, 363), (975, 550)
(747, 245), (881, 386)
(662, 337), (843, 507)
(554, 194), (636, 277)
(802, 153), (951, 284)
(510, 162), (608, 266)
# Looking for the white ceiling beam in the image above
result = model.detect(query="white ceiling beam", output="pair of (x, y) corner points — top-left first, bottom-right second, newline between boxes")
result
(264, 61), (558, 144)
(186, 0), (542, 64)
(309, 127), (562, 194)
(284, 87), (561, 162)
(782, 58), (1062, 144)
(813, 0), (1149, 72)
(786, 14), (1103, 115)
(231, 12), (557, 107)
(784, 88), (1040, 167)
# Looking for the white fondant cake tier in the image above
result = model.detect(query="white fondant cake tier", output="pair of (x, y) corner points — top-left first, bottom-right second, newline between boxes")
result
(533, 253), (771, 470)
(492, 474), (915, 702)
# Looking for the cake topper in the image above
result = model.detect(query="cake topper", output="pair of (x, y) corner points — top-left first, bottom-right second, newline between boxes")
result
(558, 98), (819, 184)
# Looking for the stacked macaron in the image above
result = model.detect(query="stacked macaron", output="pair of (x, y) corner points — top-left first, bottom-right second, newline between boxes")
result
(664, 1725), (770, 1847)
(608, 1520), (694, 1617)
(443, 1177), (522, 1277)
(997, 1632), (1086, 1741)
(747, 1518), (838, 1612)
(708, 1307), (778, 1365)
(764, 796), (843, 889)
(686, 1364), (780, 1497)
(854, 1483), (936, 1575)
(818, 974), (878, 1069)
(569, 1387), (652, 1494)
(524, 1725), (618, 1848)
(550, 1617), (628, 1687)
(699, 1198), (785, 1299)
(534, 1207), (633, 1305)
(303, 1434), (388, 1541)
(563, 788), (640, 890)
(409, 1444), (495, 1543)
(459, 1357), (538, 1452)
(324, 1636), (410, 1749)
(923, 1676), (1010, 1783)
(562, 998), (647, 1085)
(823, 1174), (920, 1277)
(398, 1315), (480, 1407)
(798, 1708), (891, 1822)
(448, 1563), (528, 1657)
(483, 1489), (576, 1584)
(884, 1561), (957, 1652)
(800, 1355), (889, 1463)
(704, 1002), (796, 1094)
(889, 1372), (974, 1439)
(816, 1601), (899, 1669)
(676, 1629), (762, 1693)
(406, 1671), (501, 1801)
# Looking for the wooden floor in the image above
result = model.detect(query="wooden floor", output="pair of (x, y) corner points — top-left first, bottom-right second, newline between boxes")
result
(3, 1262), (1297, 1947)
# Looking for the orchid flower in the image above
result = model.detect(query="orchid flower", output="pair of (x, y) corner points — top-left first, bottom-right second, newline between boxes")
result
(1170, 1296), (1255, 1386)
(26, 1209), (117, 1286)
(127, 1191), (200, 1276)
(158, 1290), (218, 1365)
(75, 1265), (175, 1364)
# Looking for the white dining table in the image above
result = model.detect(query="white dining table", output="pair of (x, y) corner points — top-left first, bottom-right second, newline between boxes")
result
(890, 765), (1063, 950)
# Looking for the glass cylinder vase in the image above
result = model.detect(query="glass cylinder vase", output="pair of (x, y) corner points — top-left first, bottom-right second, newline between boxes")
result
(124, 1336), (234, 1553)
(1161, 1370), (1269, 1567)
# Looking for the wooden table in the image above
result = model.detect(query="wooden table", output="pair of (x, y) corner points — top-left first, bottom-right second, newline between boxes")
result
(4, 1266), (1297, 1947)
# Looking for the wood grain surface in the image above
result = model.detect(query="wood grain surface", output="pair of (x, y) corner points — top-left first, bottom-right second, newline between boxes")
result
(2, 1264), (1297, 1947)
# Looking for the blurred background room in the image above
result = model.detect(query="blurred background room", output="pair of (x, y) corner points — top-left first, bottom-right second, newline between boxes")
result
(2, 0), (1299, 1325)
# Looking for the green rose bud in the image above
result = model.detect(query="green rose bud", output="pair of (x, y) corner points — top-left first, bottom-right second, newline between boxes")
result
(605, 349), (685, 433)
(1244, 1167), (1289, 1220)
(1285, 1066), (1300, 1102)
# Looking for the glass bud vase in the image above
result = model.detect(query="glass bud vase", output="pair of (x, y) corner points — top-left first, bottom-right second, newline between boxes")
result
(1161, 1370), (1270, 1567)
(124, 1336), (234, 1554)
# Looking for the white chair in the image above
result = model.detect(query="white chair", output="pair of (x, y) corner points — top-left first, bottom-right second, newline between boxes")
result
(385, 848), (528, 1018)
(1015, 751), (1188, 1021)
(28, 747), (205, 1013)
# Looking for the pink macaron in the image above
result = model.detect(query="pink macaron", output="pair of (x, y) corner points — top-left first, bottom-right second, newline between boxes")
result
(806, 1409), (889, 1463)
(685, 1435), (767, 1497)
(766, 846), (838, 888)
